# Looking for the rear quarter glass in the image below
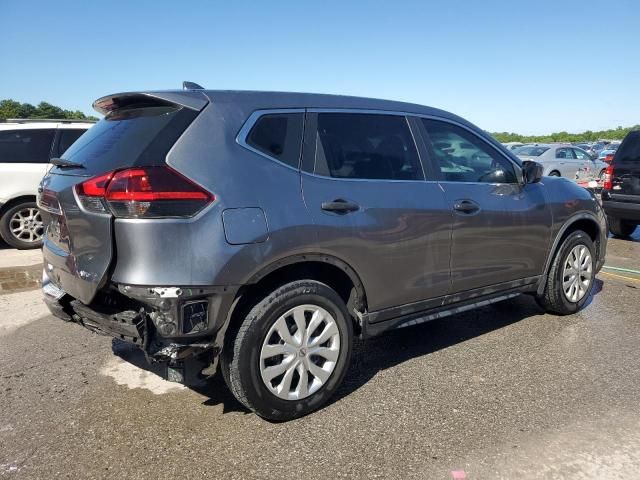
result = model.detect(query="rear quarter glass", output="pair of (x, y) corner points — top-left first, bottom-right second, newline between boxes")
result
(53, 105), (199, 176)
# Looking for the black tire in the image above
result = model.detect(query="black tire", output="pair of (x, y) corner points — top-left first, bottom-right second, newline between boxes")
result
(536, 230), (596, 315)
(221, 280), (353, 421)
(548, 171), (561, 177)
(608, 217), (636, 238)
(0, 201), (44, 249)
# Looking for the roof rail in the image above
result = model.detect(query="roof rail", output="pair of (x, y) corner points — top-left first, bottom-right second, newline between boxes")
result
(0, 118), (97, 124)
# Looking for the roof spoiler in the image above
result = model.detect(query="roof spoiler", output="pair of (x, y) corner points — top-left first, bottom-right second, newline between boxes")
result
(93, 90), (209, 115)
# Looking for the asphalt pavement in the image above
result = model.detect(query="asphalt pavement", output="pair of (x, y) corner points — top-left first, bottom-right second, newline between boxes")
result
(1, 231), (639, 480)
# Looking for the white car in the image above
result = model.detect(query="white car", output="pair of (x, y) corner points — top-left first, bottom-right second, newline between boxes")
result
(0, 119), (94, 248)
(515, 144), (609, 184)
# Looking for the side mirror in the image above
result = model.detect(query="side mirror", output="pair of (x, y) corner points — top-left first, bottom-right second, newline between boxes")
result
(522, 160), (544, 184)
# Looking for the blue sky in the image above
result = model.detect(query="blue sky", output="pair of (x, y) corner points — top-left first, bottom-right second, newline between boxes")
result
(1, 0), (638, 134)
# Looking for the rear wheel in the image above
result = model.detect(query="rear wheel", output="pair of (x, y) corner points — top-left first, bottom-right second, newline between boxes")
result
(537, 230), (595, 315)
(548, 170), (561, 177)
(0, 201), (44, 249)
(221, 280), (353, 421)
(608, 217), (636, 238)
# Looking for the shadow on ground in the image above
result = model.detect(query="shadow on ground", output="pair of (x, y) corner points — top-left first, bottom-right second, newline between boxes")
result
(110, 285), (604, 417)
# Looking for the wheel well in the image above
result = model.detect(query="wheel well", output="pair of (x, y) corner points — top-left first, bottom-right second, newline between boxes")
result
(225, 261), (367, 339)
(560, 218), (599, 245)
(537, 217), (601, 296)
(0, 195), (37, 218)
(550, 218), (601, 270)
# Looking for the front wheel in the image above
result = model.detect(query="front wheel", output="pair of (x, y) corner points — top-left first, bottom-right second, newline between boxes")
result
(221, 280), (353, 421)
(537, 230), (596, 315)
(0, 201), (44, 249)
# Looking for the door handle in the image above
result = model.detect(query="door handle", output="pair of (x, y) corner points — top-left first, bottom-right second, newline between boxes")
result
(321, 199), (359, 214)
(453, 199), (480, 214)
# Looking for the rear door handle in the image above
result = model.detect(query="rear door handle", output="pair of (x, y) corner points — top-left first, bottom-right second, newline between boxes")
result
(453, 199), (480, 214)
(321, 199), (359, 214)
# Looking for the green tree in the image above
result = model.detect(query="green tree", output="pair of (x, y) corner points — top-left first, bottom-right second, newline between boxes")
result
(0, 98), (98, 121)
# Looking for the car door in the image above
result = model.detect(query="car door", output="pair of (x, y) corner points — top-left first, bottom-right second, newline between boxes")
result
(572, 147), (597, 181)
(555, 147), (578, 179)
(300, 111), (452, 314)
(419, 118), (552, 296)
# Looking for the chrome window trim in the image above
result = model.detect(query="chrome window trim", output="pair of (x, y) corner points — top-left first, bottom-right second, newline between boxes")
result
(237, 107), (523, 183)
(236, 109), (306, 172)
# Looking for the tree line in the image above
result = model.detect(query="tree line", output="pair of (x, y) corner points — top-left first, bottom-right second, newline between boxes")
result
(491, 125), (640, 144)
(0, 99), (98, 121)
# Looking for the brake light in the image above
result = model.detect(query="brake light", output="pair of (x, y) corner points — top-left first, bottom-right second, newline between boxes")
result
(75, 167), (214, 218)
(603, 164), (614, 190)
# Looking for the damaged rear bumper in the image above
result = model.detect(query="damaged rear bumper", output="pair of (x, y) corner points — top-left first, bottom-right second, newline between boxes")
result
(42, 269), (238, 363)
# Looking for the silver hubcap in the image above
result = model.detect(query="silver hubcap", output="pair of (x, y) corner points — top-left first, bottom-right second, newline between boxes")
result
(562, 245), (593, 302)
(259, 304), (341, 401)
(9, 208), (43, 243)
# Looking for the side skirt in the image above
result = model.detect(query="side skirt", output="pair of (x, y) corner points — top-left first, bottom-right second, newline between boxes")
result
(362, 278), (539, 338)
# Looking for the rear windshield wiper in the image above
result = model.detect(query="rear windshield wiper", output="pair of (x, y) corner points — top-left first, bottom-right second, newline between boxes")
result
(50, 157), (85, 169)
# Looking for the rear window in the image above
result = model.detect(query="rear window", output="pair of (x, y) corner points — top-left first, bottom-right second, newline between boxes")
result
(246, 113), (303, 168)
(313, 113), (423, 180)
(0, 129), (55, 163)
(615, 132), (640, 165)
(515, 146), (549, 156)
(58, 105), (198, 174)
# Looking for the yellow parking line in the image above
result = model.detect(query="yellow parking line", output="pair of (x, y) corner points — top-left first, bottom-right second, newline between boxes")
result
(600, 271), (640, 283)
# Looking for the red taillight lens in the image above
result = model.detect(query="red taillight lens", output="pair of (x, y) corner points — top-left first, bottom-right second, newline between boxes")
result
(76, 172), (114, 197)
(75, 167), (214, 218)
(603, 164), (614, 190)
(605, 154), (614, 163)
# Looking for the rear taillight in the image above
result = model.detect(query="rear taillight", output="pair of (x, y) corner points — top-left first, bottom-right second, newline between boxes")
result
(605, 154), (614, 163)
(603, 164), (614, 190)
(75, 167), (214, 218)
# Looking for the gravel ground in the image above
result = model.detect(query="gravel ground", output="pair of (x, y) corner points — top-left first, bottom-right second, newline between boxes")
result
(0, 231), (639, 480)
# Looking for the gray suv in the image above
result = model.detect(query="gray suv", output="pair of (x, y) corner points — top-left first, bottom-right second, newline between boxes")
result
(39, 88), (607, 420)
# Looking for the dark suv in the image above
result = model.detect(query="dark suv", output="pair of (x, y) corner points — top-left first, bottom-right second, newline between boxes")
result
(39, 89), (607, 420)
(602, 130), (640, 237)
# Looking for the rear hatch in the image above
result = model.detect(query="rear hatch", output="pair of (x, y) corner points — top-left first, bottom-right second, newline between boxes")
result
(39, 91), (209, 304)
(609, 131), (640, 201)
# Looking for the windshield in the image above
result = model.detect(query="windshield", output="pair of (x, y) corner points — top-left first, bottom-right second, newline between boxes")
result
(515, 146), (549, 156)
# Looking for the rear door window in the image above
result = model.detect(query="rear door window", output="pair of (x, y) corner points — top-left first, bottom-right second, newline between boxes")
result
(556, 148), (575, 159)
(313, 113), (423, 180)
(246, 113), (303, 168)
(57, 129), (87, 156)
(0, 129), (55, 163)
